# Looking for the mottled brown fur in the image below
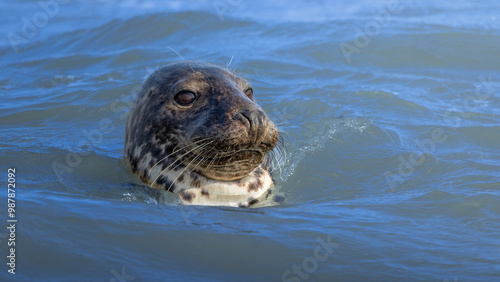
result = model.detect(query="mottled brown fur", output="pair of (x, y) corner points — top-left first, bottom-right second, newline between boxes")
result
(124, 62), (279, 206)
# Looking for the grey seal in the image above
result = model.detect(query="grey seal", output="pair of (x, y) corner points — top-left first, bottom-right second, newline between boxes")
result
(124, 62), (280, 207)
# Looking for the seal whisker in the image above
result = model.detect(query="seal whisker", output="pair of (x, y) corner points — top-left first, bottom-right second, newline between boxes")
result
(226, 54), (235, 70)
(231, 66), (239, 75)
(151, 140), (214, 186)
(168, 146), (210, 193)
(148, 145), (188, 177)
(148, 138), (210, 177)
(166, 46), (195, 73)
(204, 152), (219, 173)
(271, 136), (287, 174)
(275, 136), (286, 160)
(190, 148), (210, 174)
(167, 140), (214, 172)
(275, 122), (290, 128)
(167, 152), (203, 191)
(169, 140), (214, 168)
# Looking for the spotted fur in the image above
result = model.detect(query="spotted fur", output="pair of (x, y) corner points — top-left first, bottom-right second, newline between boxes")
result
(124, 62), (279, 207)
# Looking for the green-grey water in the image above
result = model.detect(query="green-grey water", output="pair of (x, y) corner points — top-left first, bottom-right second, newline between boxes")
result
(1, 0), (499, 281)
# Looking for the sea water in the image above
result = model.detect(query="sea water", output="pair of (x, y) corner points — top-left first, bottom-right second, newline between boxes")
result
(0, 0), (499, 281)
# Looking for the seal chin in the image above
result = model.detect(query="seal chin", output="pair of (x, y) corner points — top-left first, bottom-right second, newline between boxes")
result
(189, 149), (266, 181)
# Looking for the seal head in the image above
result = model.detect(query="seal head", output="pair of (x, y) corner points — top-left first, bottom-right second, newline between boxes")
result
(125, 62), (279, 207)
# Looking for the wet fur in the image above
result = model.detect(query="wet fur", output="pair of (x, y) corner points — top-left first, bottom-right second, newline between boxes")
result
(125, 62), (279, 207)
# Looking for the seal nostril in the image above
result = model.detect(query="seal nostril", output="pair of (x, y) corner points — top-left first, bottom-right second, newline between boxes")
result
(238, 109), (268, 145)
(240, 111), (253, 130)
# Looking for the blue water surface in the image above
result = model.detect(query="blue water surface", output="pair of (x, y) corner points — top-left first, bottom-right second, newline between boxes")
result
(1, 0), (499, 281)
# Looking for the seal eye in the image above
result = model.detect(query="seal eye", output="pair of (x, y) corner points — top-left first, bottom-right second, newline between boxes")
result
(175, 91), (196, 106)
(245, 88), (253, 99)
